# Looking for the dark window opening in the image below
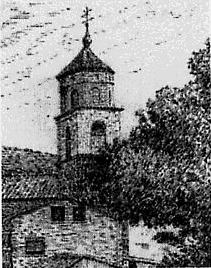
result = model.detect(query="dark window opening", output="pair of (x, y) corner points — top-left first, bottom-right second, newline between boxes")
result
(73, 206), (86, 222)
(91, 87), (100, 104)
(71, 90), (79, 108)
(140, 243), (149, 249)
(66, 126), (71, 160)
(135, 242), (149, 249)
(129, 260), (137, 268)
(51, 206), (65, 222)
(90, 121), (106, 152)
(25, 237), (45, 255)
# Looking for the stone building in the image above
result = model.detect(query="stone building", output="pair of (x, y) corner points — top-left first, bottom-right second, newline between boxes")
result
(55, 13), (123, 159)
(2, 9), (128, 268)
(2, 145), (129, 268)
(2, 8), (161, 268)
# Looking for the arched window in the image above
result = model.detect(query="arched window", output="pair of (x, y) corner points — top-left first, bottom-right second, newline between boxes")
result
(71, 90), (79, 108)
(66, 126), (71, 160)
(90, 121), (106, 152)
(91, 87), (100, 104)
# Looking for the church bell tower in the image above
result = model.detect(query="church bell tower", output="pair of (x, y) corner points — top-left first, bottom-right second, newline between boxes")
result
(55, 7), (124, 162)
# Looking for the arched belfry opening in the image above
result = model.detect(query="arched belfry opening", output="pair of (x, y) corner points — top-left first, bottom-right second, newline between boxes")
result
(91, 87), (100, 104)
(71, 90), (79, 109)
(90, 121), (106, 152)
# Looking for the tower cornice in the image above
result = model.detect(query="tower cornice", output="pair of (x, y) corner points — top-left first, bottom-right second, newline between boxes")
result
(55, 106), (124, 122)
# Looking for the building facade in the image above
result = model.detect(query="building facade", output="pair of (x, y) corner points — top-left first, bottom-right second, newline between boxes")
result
(10, 201), (127, 268)
(2, 146), (129, 268)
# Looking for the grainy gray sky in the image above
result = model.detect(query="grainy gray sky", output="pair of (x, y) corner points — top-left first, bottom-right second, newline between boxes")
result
(1, 0), (209, 153)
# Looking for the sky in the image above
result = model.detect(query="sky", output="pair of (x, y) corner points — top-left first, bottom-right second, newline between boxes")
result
(1, 0), (209, 153)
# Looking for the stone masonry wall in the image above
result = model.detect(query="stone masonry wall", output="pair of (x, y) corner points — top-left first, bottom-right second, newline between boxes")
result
(59, 72), (115, 113)
(57, 109), (121, 160)
(11, 201), (125, 268)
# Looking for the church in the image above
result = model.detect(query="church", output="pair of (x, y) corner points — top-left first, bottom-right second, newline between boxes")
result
(2, 8), (160, 268)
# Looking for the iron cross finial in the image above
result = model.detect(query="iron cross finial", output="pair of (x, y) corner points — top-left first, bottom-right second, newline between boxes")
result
(81, 7), (94, 48)
(82, 6), (94, 31)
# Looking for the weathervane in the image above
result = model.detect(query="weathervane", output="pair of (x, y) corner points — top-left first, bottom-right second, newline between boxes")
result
(81, 7), (94, 48)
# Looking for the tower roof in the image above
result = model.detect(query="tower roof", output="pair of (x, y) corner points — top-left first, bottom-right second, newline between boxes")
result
(56, 47), (115, 79)
(56, 7), (115, 80)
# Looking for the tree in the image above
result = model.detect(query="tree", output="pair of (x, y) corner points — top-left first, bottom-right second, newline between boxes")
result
(103, 38), (210, 266)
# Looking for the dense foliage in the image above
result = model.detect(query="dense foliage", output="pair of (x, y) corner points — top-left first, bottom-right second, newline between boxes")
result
(99, 38), (211, 266)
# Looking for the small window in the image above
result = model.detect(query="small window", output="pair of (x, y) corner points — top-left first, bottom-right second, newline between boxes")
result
(25, 237), (45, 255)
(73, 206), (86, 222)
(129, 260), (137, 268)
(91, 87), (100, 104)
(140, 243), (149, 249)
(90, 121), (106, 152)
(51, 206), (65, 222)
(71, 90), (79, 108)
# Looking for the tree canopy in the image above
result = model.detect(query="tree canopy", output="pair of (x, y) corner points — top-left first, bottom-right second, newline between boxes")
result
(100, 38), (211, 267)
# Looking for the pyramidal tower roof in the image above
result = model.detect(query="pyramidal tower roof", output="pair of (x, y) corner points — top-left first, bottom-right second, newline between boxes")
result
(56, 7), (115, 80)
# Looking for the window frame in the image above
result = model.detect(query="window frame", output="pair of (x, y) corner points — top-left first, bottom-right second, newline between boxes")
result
(25, 237), (45, 255)
(91, 87), (100, 104)
(73, 206), (86, 222)
(71, 89), (79, 108)
(51, 206), (65, 222)
(90, 121), (106, 151)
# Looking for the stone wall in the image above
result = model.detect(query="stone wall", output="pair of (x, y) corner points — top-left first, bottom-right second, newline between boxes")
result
(56, 109), (121, 159)
(11, 201), (127, 268)
(59, 72), (115, 113)
(2, 199), (56, 268)
(56, 69), (123, 159)
(75, 256), (121, 268)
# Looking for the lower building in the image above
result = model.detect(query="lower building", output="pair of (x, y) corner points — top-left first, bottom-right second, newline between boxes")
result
(2, 147), (166, 268)
(10, 201), (128, 268)
(2, 146), (129, 268)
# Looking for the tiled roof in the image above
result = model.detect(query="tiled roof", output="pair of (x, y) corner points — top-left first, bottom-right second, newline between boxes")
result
(1, 146), (60, 200)
(56, 47), (115, 79)
(2, 175), (59, 200)
(2, 146), (57, 176)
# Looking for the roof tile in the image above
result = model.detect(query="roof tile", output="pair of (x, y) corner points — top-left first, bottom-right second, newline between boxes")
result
(2, 146), (60, 200)
(56, 47), (114, 79)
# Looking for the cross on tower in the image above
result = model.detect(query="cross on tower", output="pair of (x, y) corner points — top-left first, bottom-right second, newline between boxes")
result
(81, 7), (94, 48)
(82, 7), (94, 31)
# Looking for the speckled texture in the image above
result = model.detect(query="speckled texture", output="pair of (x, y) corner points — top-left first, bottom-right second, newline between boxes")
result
(56, 47), (115, 79)
(11, 201), (126, 268)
